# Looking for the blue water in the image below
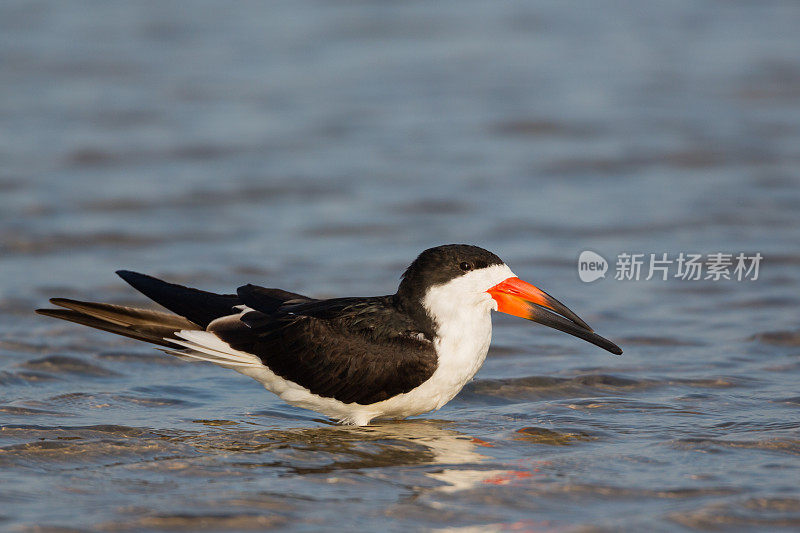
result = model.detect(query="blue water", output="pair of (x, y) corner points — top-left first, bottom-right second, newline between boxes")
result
(2, 1), (799, 530)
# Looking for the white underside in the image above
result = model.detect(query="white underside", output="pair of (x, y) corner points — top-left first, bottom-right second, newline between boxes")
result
(165, 264), (516, 426)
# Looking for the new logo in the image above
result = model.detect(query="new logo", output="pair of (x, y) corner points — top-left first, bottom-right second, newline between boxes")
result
(578, 251), (608, 283)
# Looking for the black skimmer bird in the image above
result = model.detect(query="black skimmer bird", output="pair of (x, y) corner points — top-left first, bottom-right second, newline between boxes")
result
(36, 244), (621, 425)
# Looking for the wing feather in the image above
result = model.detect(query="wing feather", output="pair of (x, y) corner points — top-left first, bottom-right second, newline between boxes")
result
(210, 298), (438, 405)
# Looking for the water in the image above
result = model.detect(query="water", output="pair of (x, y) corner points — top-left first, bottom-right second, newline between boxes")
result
(2, 1), (800, 530)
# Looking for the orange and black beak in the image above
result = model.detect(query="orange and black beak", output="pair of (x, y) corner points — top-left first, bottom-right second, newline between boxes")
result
(487, 277), (622, 355)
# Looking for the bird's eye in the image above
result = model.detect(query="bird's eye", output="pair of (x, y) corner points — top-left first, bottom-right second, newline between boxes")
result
(459, 262), (473, 271)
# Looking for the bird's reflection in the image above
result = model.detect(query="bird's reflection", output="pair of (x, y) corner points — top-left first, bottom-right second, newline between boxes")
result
(181, 419), (484, 472)
(175, 418), (529, 492)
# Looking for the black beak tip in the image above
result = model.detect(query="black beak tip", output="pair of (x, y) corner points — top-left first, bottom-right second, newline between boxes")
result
(594, 334), (623, 355)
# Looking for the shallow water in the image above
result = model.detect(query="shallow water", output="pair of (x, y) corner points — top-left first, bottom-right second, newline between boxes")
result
(2, 1), (800, 531)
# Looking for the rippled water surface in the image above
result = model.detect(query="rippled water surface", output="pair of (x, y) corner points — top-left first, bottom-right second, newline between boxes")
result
(2, 1), (800, 531)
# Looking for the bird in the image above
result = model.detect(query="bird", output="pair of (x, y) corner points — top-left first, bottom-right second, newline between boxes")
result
(36, 244), (621, 426)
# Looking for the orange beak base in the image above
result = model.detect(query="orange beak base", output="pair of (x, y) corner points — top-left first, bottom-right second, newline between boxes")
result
(487, 277), (622, 355)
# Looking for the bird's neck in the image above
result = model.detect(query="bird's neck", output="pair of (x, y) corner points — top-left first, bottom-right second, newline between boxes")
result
(395, 278), (498, 342)
(393, 293), (437, 340)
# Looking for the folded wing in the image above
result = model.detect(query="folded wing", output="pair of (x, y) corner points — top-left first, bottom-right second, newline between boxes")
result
(210, 295), (438, 405)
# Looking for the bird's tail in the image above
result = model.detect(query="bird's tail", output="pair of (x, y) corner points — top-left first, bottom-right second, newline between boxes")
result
(35, 298), (196, 348)
(36, 298), (264, 369)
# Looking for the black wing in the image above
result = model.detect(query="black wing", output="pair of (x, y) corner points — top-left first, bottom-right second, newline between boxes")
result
(116, 270), (242, 328)
(116, 272), (312, 328)
(237, 284), (311, 314)
(211, 295), (438, 405)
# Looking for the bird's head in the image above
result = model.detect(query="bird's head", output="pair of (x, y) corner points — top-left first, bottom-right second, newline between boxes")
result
(396, 244), (621, 355)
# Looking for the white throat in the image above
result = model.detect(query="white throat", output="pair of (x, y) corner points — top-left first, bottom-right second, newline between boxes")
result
(417, 264), (517, 409)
